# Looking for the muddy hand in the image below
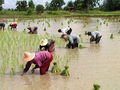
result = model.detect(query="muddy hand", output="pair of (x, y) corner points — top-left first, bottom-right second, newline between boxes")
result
(21, 72), (25, 76)
(31, 69), (35, 74)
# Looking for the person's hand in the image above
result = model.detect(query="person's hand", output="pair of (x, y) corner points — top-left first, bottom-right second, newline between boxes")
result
(31, 69), (35, 74)
(21, 72), (25, 76)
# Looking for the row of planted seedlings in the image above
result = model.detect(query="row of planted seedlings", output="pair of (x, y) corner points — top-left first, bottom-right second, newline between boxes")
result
(0, 29), (68, 76)
(0, 30), (42, 76)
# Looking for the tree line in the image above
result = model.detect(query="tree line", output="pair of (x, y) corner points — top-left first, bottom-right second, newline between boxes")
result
(0, 0), (120, 12)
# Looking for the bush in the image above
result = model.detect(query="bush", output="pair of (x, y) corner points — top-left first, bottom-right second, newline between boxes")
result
(36, 4), (44, 14)
(27, 8), (33, 15)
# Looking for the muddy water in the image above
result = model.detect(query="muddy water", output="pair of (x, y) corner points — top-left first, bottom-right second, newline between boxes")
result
(0, 17), (120, 90)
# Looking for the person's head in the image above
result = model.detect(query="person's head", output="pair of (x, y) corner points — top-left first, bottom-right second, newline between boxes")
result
(48, 39), (55, 53)
(61, 34), (69, 41)
(58, 29), (62, 33)
(87, 32), (92, 36)
(34, 27), (38, 31)
(23, 51), (35, 62)
(27, 27), (31, 30)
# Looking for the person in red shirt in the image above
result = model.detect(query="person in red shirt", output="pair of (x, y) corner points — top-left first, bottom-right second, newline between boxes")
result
(9, 23), (17, 30)
(21, 39), (55, 76)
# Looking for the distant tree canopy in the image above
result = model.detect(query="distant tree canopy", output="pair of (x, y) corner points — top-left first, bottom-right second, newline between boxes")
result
(0, 0), (4, 5)
(103, 0), (120, 11)
(74, 0), (100, 11)
(28, 0), (35, 10)
(36, 4), (44, 14)
(64, 1), (75, 10)
(50, 0), (65, 10)
(16, 1), (27, 11)
(45, 1), (51, 10)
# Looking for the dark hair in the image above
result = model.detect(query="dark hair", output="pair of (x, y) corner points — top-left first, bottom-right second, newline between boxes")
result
(88, 32), (92, 36)
(39, 39), (55, 51)
(58, 29), (61, 32)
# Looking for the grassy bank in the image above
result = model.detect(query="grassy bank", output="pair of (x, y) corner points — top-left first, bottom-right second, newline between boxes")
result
(0, 10), (120, 18)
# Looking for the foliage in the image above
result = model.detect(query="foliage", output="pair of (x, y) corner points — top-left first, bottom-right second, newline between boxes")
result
(27, 8), (33, 15)
(0, 0), (4, 5)
(64, 1), (74, 10)
(74, 0), (100, 11)
(36, 4), (44, 14)
(16, 1), (27, 11)
(45, 1), (51, 10)
(50, 0), (65, 10)
(103, 0), (120, 11)
(28, 0), (35, 10)
(0, 5), (2, 11)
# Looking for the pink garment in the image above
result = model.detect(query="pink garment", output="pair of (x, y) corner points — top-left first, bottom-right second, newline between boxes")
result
(33, 51), (52, 67)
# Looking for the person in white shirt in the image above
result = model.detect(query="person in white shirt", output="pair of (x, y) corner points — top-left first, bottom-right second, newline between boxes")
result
(58, 26), (72, 35)
(27, 26), (38, 34)
(86, 31), (102, 44)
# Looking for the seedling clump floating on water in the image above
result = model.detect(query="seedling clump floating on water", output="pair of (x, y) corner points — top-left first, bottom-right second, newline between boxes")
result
(79, 44), (86, 49)
(61, 65), (70, 76)
(93, 84), (100, 90)
(51, 62), (61, 74)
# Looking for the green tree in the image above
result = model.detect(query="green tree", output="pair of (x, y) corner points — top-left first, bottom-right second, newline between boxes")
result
(103, 0), (120, 11)
(0, 0), (4, 5)
(74, 0), (100, 11)
(28, 0), (35, 10)
(50, 0), (65, 10)
(36, 4), (44, 14)
(65, 1), (74, 10)
(16, 0), (27, 11)
(74, 0), (83, 10)
(0, 5), (2, 11)
(45, 1), (51, 10)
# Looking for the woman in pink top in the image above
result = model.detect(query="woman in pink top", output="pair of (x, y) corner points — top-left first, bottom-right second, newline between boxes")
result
(21, 40), (55, 75)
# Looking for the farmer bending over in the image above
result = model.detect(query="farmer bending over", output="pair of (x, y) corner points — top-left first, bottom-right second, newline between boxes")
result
(27, 26), (38, 34)
(61, 34), (80, 49)
(86, 31), (102, 44)
(9, 23), (17, 30)
(21, 40), (55, 76)
(58, 26), (72, 35)
(39, 39), (55, 51)
(0, 23), (5, 30)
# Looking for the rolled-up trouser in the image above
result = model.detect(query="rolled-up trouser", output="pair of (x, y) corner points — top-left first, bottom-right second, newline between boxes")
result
(95, 36), (102, 44)
(40, 54), (53, 75)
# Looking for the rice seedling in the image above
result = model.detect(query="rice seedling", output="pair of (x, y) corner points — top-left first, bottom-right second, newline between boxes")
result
(93, 84), (100, 90)
(79, 34), (83, 42)
(51, 62), (61, 74)
(79, 44), (87, 49)
(118, 30), (120, 34)
(110, 34), (114, 39)
(60, 65), (70, 76)
(44, 27), (47, 31)
(97, 19), (99, 22)
(96, 26), (99, 31)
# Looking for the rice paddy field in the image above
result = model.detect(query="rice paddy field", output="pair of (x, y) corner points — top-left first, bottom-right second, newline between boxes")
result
(0, 17), (120, 90)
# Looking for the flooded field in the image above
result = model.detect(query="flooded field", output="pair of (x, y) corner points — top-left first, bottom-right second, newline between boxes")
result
(0, 17), (120, 90)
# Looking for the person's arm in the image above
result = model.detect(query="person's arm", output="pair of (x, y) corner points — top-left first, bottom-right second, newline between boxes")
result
(21, 61), (32, 76)
(31, 64), (39, 74)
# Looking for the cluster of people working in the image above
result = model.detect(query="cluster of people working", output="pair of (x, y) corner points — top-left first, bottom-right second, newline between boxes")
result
(0, 22), (102, 75)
